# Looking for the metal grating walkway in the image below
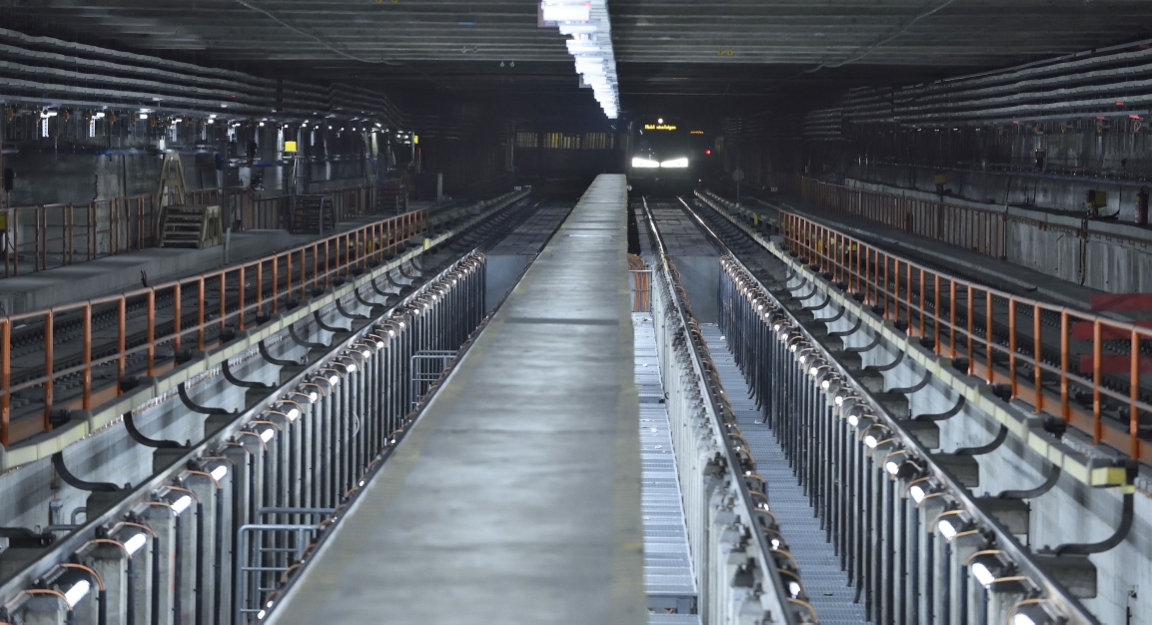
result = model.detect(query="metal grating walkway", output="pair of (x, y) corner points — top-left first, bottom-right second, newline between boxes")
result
(700, 323), (869, 624)
(634, 314), (701, 624)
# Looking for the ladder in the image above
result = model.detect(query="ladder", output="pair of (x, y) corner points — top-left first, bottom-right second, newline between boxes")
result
(290, 194), (336, 234)
(159, 204), (223, 248)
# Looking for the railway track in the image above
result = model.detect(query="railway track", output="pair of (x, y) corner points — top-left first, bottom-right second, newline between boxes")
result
(1, 190), (540, 447)
(690, 190), (1152, 463)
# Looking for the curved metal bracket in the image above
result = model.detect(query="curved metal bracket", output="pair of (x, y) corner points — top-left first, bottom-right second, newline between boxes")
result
(370, 278), (392, 300)
(52, 452), (123, 492)
(828, 317), (862, 339)
(820, 305), (847, 325)
(222, 359), (274, 390)
(953, 424), (1008, 456)
(801, 293), (830, 312)
(889, 372), (932, 395)
(1045, 493), (1134, 555)
(864, 350), (905, 372)
(399, 262), (420, 279)
(997, 466), (1061, 499)
(335, 297), (371, 321)
(354, 286), (386, 311)
(792, 284), (819, 302)
(410, 256), (426, 272)
(914, 396), (966, 421)
(178, 382), (236, 416)
(259, 340), (305, 367)
(845, 332), (882, 353)
(313, 310), (351, 333)
(386, 271), (405, 289)
(289, 324), (328, 349)
(124, 411), (187, 449)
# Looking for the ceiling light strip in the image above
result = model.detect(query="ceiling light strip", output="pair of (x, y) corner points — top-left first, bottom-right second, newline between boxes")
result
(541, 0), (619, 119)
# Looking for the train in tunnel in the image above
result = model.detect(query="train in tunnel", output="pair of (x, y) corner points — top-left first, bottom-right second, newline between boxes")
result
(626, 115), (697, 195)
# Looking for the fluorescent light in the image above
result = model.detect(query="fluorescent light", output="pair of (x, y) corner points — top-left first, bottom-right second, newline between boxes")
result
(971, 562), (996, 588)
(937, 518), (957, 540)
(909, 484), (927, 503)
(308, 391), (319, 402)
(787, 581), (801, 598)
(885, 461), (900, 475)
(210, 465), (229, 481)
(345, 363), (358, 374)
(171, 495), (192, 516)
(1012, 615), (1036, 625)
(328, 374), (340, 386)
(543, 3), (590, 22)
(661, 157), (689, 168)
(286, 408), (301, 422)
(259, 428), (275, 443)
(124, 533), (148, 555)
(64, 580), (90, 607)
(863, 434), (879, 448)
(632, 157), (659, 168)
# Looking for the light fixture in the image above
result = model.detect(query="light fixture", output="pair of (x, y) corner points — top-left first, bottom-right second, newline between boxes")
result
(170, 495), (193, 516)
(938, 518), (959, 541)
(787, 581), (801, 598)
(63, 580), (90, 607)
(631, 157), (659, 168)
(541, 0), (618, 118)
(210, 465), (229, 481)
(259, 428), (275, 443)
(660, 157), (689, 168)
(124, 532), (148, 555)
(285, 407), (301, 422)
(971, 561), (997, 588)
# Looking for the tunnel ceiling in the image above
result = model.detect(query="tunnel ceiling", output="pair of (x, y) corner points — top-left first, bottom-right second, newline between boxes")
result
(8, 0), (1152, 118)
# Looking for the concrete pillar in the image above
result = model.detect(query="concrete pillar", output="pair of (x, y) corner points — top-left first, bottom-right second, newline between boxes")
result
(79, 541), (130, 625)
(138, 503), (177, 625)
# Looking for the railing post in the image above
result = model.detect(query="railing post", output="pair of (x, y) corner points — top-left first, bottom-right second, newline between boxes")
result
(82, 304), (92, 410)
(1, 319), (9, 447)
(43, 309), (53, 431)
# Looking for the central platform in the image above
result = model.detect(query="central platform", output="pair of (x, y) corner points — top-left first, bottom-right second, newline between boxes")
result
(268, 175), (644, 624)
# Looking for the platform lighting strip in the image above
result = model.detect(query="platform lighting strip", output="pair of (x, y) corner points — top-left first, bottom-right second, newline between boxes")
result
(541, 0), (620, 119)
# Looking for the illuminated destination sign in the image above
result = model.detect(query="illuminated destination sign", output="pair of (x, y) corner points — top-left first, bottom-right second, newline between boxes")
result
(689, 130), (704, 135)
(644, 124), (678, 131)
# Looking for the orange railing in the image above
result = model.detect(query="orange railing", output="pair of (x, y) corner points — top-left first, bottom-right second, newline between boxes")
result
(778, 211), (1152, 464)
(4, 185), (379, 277)
(798, 177), (1007, 260)
(0, 207), (428, 448)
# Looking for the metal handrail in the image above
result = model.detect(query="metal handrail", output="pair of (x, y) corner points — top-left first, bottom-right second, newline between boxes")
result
(0, 206), (430, 448)
(696, 190), (1152, 466)
(2, 183), (381, 277)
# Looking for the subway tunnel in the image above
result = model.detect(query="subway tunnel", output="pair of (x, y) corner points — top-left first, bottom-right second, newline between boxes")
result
(0, 2), (1151, 624)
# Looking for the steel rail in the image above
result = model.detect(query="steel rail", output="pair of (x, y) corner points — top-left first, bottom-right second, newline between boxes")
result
(678, 192), (1100, 623)
(0, 190), (530, 448)
(697, 189), (1152, 467)
(0, 246), (490, 612)
(642, 198), (804, 625)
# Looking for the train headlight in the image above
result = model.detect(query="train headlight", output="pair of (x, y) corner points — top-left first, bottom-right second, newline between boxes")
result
(660, 157), (689, 168)
(631, 157), (659, 168)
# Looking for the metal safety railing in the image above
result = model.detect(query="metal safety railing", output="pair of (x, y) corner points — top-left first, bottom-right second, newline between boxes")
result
(627, 254), (651, 313)
(0, 207), (428, 448)
(698, 190), (1152, 465)
(2, 184), (378, 277)
(798, 176), (1008, 260)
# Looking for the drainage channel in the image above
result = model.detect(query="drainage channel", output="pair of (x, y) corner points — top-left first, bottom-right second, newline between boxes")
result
(633, 313), (699, 624)
(700, 324), (867, 623)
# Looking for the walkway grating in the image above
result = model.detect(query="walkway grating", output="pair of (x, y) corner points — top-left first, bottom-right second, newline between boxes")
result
(700, 323), (869, 624)
(633, 314), (701, 625)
